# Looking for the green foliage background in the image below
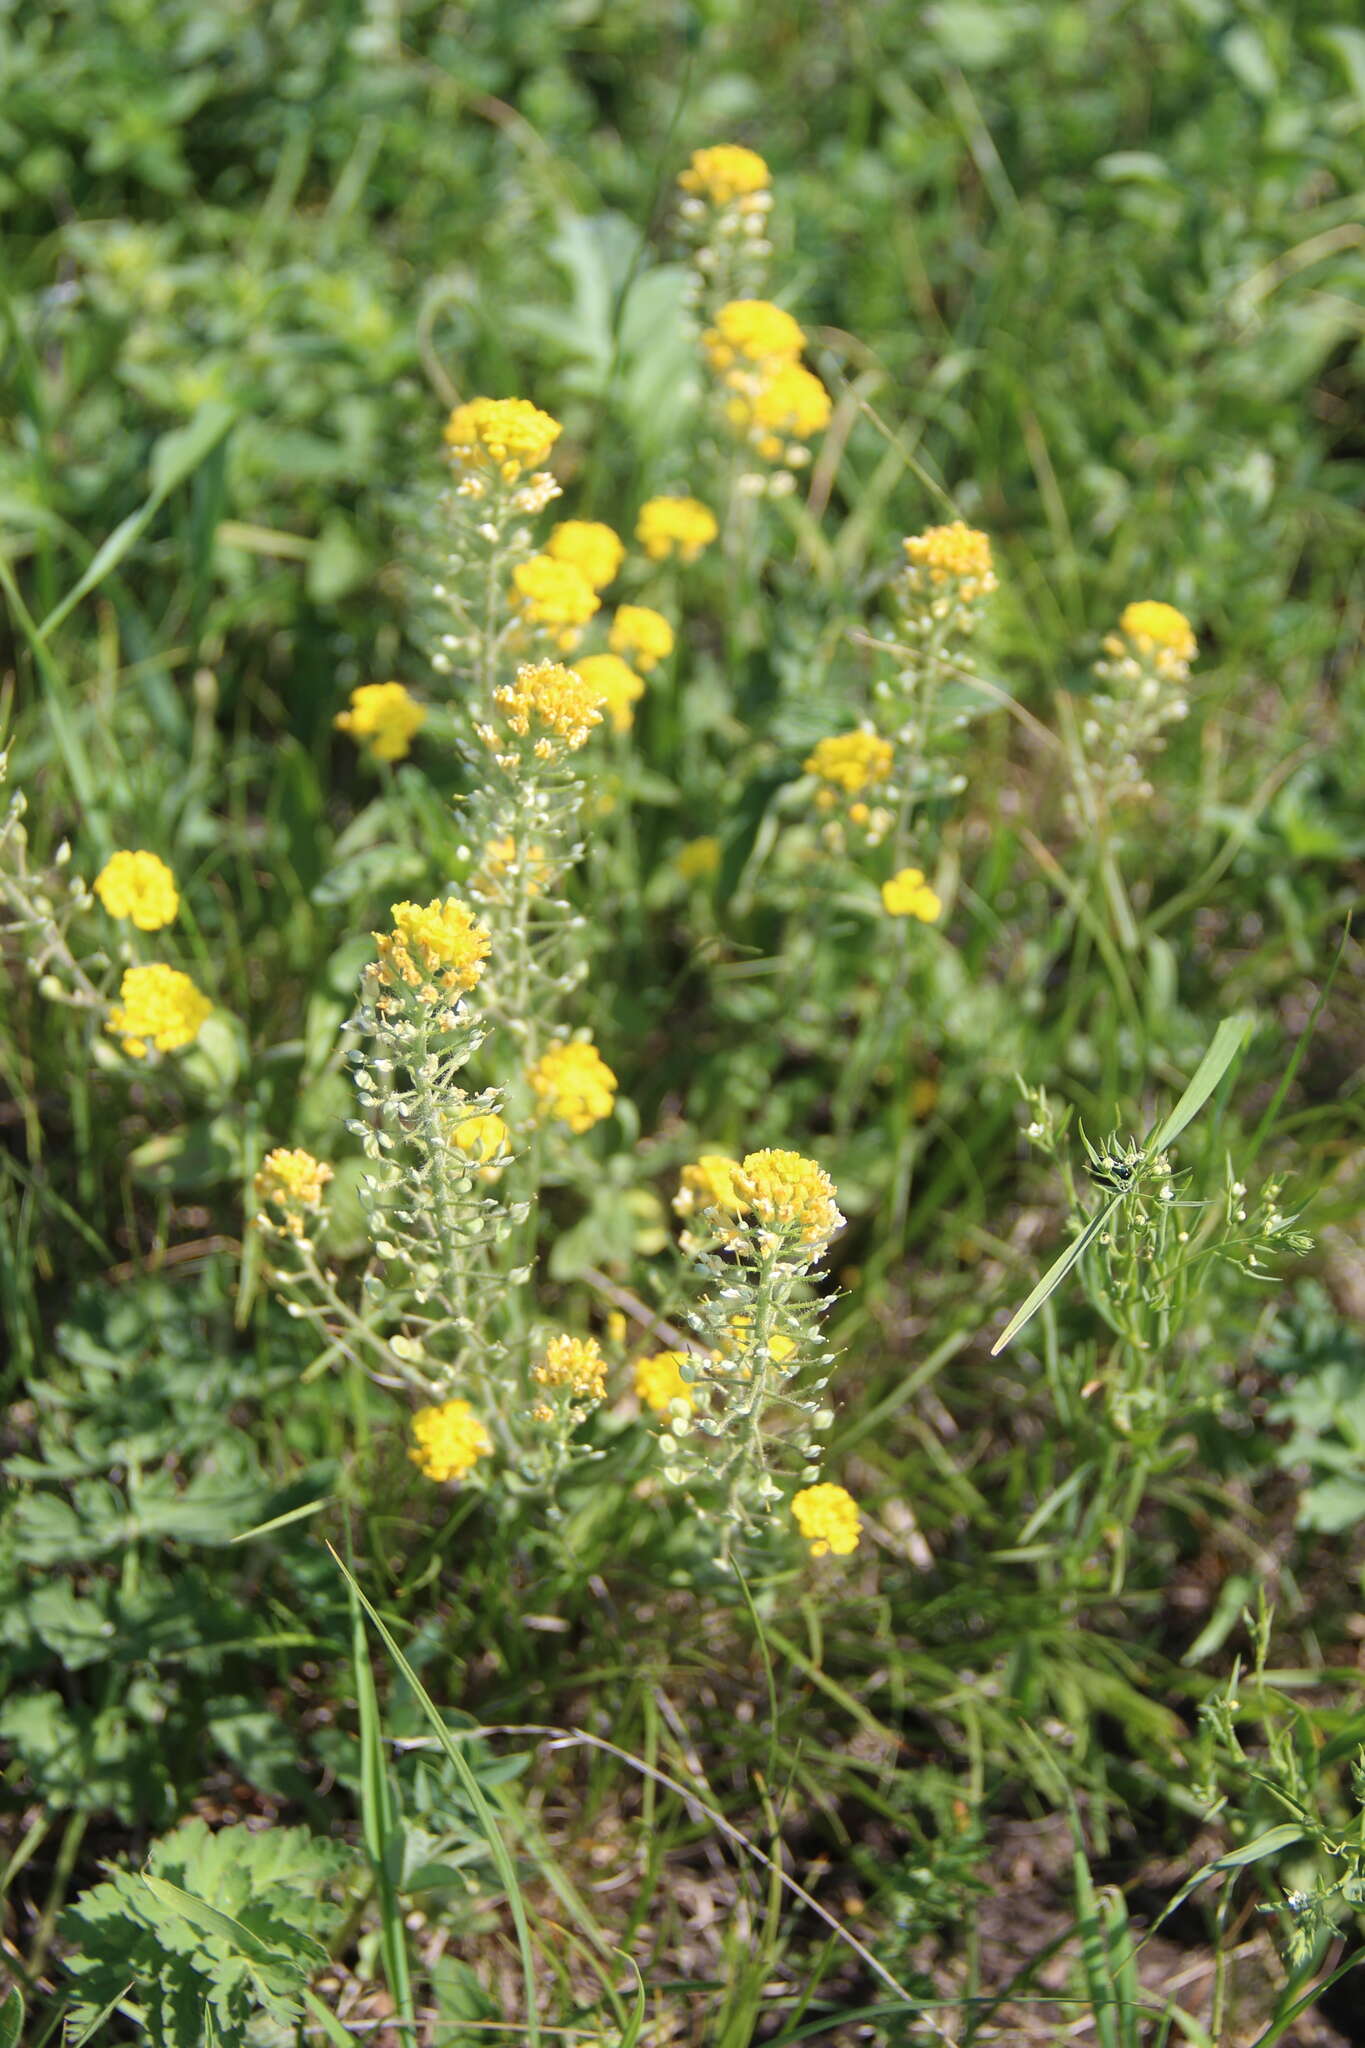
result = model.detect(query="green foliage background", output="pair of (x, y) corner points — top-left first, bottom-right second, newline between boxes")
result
(2, 0), (1363, 2040)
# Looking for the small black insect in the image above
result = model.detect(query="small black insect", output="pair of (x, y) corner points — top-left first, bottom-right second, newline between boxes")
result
(1085, 1154), (1138, 1196)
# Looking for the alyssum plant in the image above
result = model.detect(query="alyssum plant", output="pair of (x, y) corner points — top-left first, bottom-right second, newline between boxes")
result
(259, 389), (861, 1567)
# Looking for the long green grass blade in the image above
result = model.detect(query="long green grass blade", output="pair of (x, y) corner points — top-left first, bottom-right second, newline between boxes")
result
(329, 1545), (542, 2046)
(1148, 1014), (1252, 1155)
(990, 1199), (1121, 1355)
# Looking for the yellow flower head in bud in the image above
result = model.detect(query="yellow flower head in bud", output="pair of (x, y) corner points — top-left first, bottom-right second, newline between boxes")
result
(511, 554), (601, 651)
(703, 299), (805, 373)
(493, 659), (606, 752)
(678, 144), (771, 206)
(881, 868), (942, 922)
(107, 963), (211, 1058)
(449, 1112), (511, 1168)
(635, 1350), (695, 1415)
(1116, 600), (1197, 670)
(636, 496), (719, 564)
(93, 849), (179, 931)
(726, 1315), (798, 1364)
(410, 1398), (492, 1482)
(443, 396), (561, 481)
(749, 362), (831, 440)
(902, 522), (996, 601)
(545, 519), (625, 592)
(534, 1333), (607, 1404)
(675, 835), (721, 881)
(334, 681), (426, 763)
(374, 897), (491, 995)
(608, 604), (674, 673)
(805, 730), (893, 798)
(571, 653), (645, 734)
(529, 1039), (618, 1134)
(791, 1482), (861, 1558)
(254, 1147), (333, 1233)
(735, 1149), (843, 1249)
(672, 1153), (746, 1220)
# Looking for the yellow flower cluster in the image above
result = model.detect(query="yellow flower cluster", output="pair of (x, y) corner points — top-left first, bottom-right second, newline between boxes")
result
(443, 397), (561, 481)
(673, 1153), (745, 1219)
(93, 849), (179, 931)
(374, 897), (491, 996)
(634, 1350), (694, 1414)
(901, 521), (997, 602)
(805, 730), (893, 797)
(449, 1112), (511, 1167)
(546, 519), (624, 592)
(1109, 600), (1197, 680)
(703, 298), (804, 372)
(572, 653), (645, 734)
(334, 681), (425, 763)
(791, 1482), (861, 1558)
(529, 1039), (618, 1133)
(636, 496), (718, 564)
(678, 144), (771, 207)
(534, 1333), (607, 1403)
(410, 1398), (492, 1481)
(511, 554), (601, 651)
(254, 1147), (333, 1232)
(735, 1148), (843, 1249)
(107, 963), (211, 1058)
(608, 605), (674, 673)
(493, 659), (606, 753)
(746, 363), (832, 442)
(881, 868), (942, 922)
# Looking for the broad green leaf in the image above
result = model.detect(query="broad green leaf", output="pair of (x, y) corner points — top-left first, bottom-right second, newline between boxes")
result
(0, 1985), (23, 2048)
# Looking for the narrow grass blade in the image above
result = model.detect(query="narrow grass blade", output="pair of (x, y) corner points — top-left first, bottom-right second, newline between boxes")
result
(990, 1198), (1121, 1355)
(328, 1545), (542, 2047)
(349, 1570), (415, 2031)
(1148, 1013), (1252, 1155)
(0, 1985), (23, 2048)
(1245, 921), (1349, 1165)
(34, 403), (235, 642)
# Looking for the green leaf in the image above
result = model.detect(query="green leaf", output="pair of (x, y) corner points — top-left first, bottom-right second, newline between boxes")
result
(0, 1985), (24, 2048)
(1215, 1823), (1307, 1869)
(1148, 1014), (1252, 1154)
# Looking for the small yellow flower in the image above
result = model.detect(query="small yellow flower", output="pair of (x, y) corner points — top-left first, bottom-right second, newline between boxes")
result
(571, 653), (645, 735)
(902, 522), (996, 601)
(881, 868), (942, 922)
(375, 898), (491, 995)
(534, 1333), (607, 1403)
(410, 1398), (493, 1482)
(609, 605), (674, 673)
(529, 1039), (618, 1134)
(735, 1149), (843, 1249)
(703, 299), (805, 373)
(748, 362), (831, 440)
(606, 1310), (628, 1348)
(254, 1148), (333, 1233)
(545, 519), (625, 592)
(449, 1112), (511, 1167)
(791, 1482), (861, 1558)
(635, 1350), (695, 1414)
(805, 731), (893, 797)
(726, 1314), (798, 1364)
(678, 145), (771, 207)
(107, 963), (212, 1058)
(675, 835), (721, 881)
(1110, 600), (1197, 680)
(443, 397), (561, 481)
(93, 849), (180, 931)
(511, 554), (601, 652)
(474, 834), (553, 901)
(493, 659), (606, 752)
(673, 1153), (746, 1220)
(334, 681), (426, 763)
(636, 497), (718, 564)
